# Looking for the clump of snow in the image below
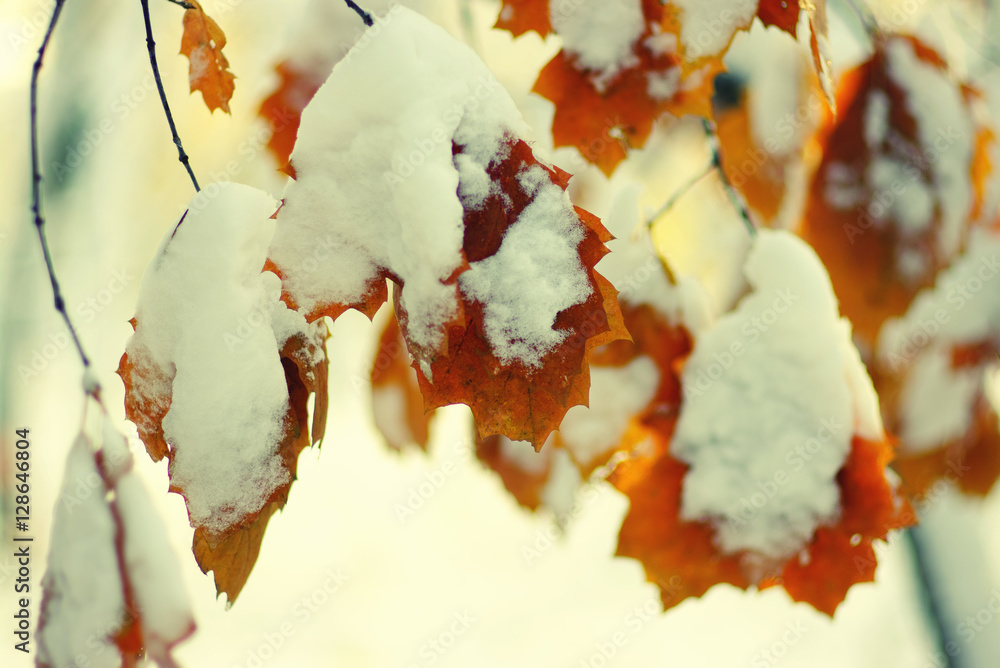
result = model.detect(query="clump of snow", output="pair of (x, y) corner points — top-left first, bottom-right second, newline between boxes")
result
(499, 436), (552, 475)
(674, 0), (759, 60)
(459, 165), (592, 367)
(865, 156), (934, 236)
(539, 447), (584, 520)
(38, 438), (125, 668)
(896, 345), (982, 453)
(824, 162), (865, 210)
(672, 229), (884, 559)
(724, 22), (811, 158)
(126, 182), (310, 533)
(646, 68), (682, 101)
(560, 356), (660, 467)
(40, 412), (195, 665)
(599, 184), (713, 333)
(879, 228), (1000, 362)
(877, 228), (1000, 452)
(549, 0), (645, 85)
(864, 90), (890, 150)
(117, 470), (196, 656)
(885, 37), (975, 258)
(269, 7), (530, 357)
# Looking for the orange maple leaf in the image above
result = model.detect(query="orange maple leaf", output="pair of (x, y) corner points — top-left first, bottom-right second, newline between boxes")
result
(395, 138), (629, 448)
(799, 34), (991, 346)
(494, 0), (551, 38)
(259, 60), (330, 168)
(614, 429), (911, 615)
(774, 436), (913, 614)
(180, 0), (235, 113)
(120, 325), (328, 602)
(532, 0), (720, 176)
(612, 431), (750, 609)
(875, 340), (1000, 499)
(475, 432), (558, 511)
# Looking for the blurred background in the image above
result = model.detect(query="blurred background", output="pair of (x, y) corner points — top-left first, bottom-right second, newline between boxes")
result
(2, 0), (1000, 666)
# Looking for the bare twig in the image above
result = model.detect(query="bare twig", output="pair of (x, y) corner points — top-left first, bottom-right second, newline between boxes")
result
(645, 160), (715, 229)
(647, 118), (756, 238)
(30, 0), (94, 384)
(906, 527), (960, 668)
(140, 0), (200, 192)
(344, 0), (374, 26)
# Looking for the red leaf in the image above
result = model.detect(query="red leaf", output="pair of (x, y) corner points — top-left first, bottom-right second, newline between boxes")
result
(402, 138), (630, 448)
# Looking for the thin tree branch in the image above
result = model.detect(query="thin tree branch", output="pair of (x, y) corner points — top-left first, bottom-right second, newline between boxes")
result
(30, 0), (94, 380)
(344, 0), (374, 26)
(906, 527), (960, 668)
(647, 118), (756, 238)
(645, 161), (715, 229)
(140, 0), (200, 192)
(700, 117), (756, 237)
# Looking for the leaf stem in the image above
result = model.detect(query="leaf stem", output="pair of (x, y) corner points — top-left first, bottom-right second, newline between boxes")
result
(140, 0), (200, 192)
(344, 0), (374, 26)
(30, 0), (95, 388)
(647, 118), (756, 238)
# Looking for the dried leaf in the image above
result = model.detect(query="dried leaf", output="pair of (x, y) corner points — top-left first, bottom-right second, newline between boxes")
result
(401, 138), (630, 448)
(180, 0), (235, 113)
(259, 60), (330, 167)
(371, 315), (432, 451)
(799, 34), (990, 346)
(532, 1), (720, 176)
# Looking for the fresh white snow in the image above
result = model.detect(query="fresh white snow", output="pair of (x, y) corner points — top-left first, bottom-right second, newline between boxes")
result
(126, 183), (309, 533)
(672, 229), (884, 559)
(549, 0), (645, 86)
